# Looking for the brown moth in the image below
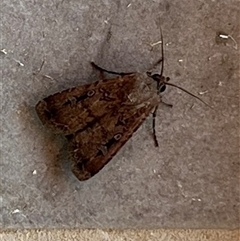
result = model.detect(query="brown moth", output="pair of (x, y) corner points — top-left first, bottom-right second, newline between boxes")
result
(35, 33), (209, 181)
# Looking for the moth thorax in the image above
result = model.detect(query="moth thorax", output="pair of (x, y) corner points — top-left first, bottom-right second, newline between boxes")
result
(135, 73), (158, 91)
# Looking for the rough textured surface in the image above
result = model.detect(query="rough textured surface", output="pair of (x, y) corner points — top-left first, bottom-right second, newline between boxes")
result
(1, 229), (239, 241)
(1, 0), (239, 229)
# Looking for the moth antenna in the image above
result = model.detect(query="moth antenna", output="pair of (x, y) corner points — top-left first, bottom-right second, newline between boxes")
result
(154, 28), (212, 109)
(159, 26), (164, 81)
(152, 25), (165, 147)
(165, 82), (213, 109)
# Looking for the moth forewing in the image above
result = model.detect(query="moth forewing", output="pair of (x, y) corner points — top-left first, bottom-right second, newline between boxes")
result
(70, 73), (162, 181)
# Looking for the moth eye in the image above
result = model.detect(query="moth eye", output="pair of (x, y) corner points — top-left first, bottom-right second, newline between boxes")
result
(87, 90), (95, 97)
(114, 133), (122, 140)
(160, 85), (166, 92)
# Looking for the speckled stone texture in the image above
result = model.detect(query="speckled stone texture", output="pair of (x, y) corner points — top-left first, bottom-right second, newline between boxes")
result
(1, 229), (239, 241)
(1, 0), (239, 229)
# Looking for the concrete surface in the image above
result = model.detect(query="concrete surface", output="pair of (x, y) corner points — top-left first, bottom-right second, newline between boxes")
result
(1, 0), (239, 229)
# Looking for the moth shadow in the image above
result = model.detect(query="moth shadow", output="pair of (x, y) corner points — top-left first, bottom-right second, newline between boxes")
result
(24, 103), (70, 182)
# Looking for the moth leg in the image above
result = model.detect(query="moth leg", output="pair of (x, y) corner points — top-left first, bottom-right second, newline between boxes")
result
(161, 101), (173, 108)
(152, 58), (163, 70)
(152, 106), (159, 147)
(91, 62), (133, 76)
(152, 101), (172, 147)
(146, 58), (163, 76)
(91, 62), (105, 80)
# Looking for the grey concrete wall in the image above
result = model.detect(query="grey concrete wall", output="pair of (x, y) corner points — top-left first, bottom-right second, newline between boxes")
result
(1, 0), (239, 229)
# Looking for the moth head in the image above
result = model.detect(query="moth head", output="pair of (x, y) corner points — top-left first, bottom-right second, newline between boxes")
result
(147, 71), (212, 108)
(146, 72), (170, 93)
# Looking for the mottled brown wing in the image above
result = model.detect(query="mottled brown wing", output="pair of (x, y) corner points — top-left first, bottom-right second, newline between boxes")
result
(36, 73), (160, 181)
(69, 102), (156, 181)
(35, 75), (137, 135)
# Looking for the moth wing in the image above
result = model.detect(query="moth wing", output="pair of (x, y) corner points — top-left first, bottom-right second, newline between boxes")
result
(69, 103), (157, 181)
(35, 75), (137, 135)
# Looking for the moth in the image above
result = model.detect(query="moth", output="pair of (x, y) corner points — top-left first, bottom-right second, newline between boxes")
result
(35, 33), (209, 181)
